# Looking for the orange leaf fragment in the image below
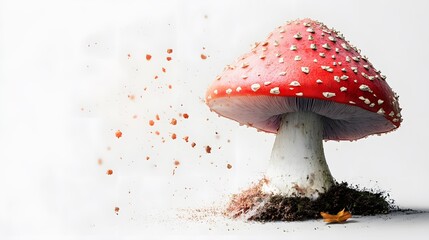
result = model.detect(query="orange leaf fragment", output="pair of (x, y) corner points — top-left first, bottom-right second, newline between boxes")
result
(320, 209), (352, 223)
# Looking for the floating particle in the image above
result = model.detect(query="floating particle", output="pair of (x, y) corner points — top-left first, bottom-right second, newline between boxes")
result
(201, 54), (207, 60)
(115, 130), (122, 139)
(146, 54), (152, 61)
(106, 169), (113, 175)
(205, 146), (212, 153)
(170, 118), (177, 125)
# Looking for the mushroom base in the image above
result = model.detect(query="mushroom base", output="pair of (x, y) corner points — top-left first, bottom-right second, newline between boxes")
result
(264, 112), (334, 199)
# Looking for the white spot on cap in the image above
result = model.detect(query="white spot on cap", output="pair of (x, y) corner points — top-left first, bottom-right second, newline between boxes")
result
(369, 103), (375, 107)
(296, 92), (303, 96)
(345, 56), (351, 62)
(328, 36), (336, 42)
(308, 35), (314, 40)
(363, 65), (369, 70)
(264, 81), (271, 86)
(251, 83), (261, 92)
(226, 88), (232, 94)
(316, 79), (323, 84)
(306, 27), (315, 33)
(340, 75), (349, 80)
(392, 118), (399, 122)
(310, 43), (317, 50)
(289, 81), (301, 87)
(270, 87), (280, 94)
(279, 71), (287, 76)
(341, 43), (349, 50)
(241, 63), (249, 68)
(389, 111), (395, 117)
(294, 55), (302, 61)
(301, 67), (310, 74)
(274, 40), (279, 46)
(259, 55), (266, 59)
(236, 86), (242, 92)
(290, 45), (297, 51)
(293, 33), (302, 39)
(214, 89), (218, 95)
(279, 57), (284, 63)
(352, 56), (360, 62)
(377, 108), (385, 115)
(359, 84), (372, 92)
(322, 43), (331, 50)
(241, 75), (248, 79)
(340, 87), (347, 92)
(351, 67), (358, 73)
(341, 68), (347, 72)
(335, 47), (340, 53)
(334, 76), (340, 82)
(349, 101), (356, 105)
(323, 92), (336, 98)
(377, 99), (384, 105)
(319, 53), (326, 58)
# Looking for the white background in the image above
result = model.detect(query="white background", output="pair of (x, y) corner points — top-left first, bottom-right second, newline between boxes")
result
(1, 0), (428, 239)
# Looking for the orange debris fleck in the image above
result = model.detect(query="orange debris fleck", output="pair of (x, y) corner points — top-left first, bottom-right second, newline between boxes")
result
(155, 131), (160, 135)
(191, 142), (196, 148)
(183, 113), (189, 119)
(155, 114), (160, 121)
(205, 145), (212, 153)
(146, 156), (150, 160)
(227, 164), (232, 169)
(200, 54), (207, 60)
(162, 67), (166, 73)
(115, 130), (122, 139)
(114, 207), (120, 215)
(183, 136), (189, 142)
(168, 84), (172, 89)
(97, 158), (103, 166)
(106, 169), (113, 175)
(167, 49), (173, 54)
(154, 75), (158, 80)
(170, 118), (177, 125)
(127, 53), (131, 58)
(166, 56), (172, 61)
(128, 94), (135, 101)
(146, 54), (152, 61)
(174, 160), (180, 166)
(171, 133), (177, 140)
(149, 120), (155, 126)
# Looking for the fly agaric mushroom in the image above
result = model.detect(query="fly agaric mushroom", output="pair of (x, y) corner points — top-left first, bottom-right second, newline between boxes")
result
(206, 18), (402, 199)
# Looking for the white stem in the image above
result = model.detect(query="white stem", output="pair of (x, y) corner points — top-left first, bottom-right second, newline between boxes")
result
(265, 112), (334, 199)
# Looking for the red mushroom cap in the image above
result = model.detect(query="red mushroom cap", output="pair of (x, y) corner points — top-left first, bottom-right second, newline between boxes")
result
(206, 18), (402, 141)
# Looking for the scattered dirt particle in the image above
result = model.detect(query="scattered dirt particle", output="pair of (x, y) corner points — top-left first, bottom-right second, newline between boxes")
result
(191, 142), (196, 148)
(155, 114), (160, 121)
(183, 113), (189, 119)
(200, 54), (207, 60)
(162, 67), (166, 73)
(146, 156), (150, 160)
(174, 160), (180, 166)
(97, 158), (103, 166)
(115, 207), (120, 215)
(166, 56), (172, 61)
(115, 130), (122, 139)
(154, 75), (158, 80)
(149, 120), (155, 126)
(183, 136), (189, 142)
(128, 94), (135, 101)
(106, 169), (113, 175)
(155, 131), (160, 135)
(132, 115), (138, 119)
(146, 54), (152, 61)
(171, 133), (177, 140)
(227, 164), (232, 169)
(205, 145), (212, 153)
(170, 118), (177, 125)
(127, 53), (131, 58)
(168, 84), (172, 89)
(167, 48), (173, 54)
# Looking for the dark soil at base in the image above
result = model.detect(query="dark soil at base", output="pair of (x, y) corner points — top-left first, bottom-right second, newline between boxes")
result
(226, 180), (393, 222)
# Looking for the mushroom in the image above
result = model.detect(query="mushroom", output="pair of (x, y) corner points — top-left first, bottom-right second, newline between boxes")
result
(206, 18), (402, 199)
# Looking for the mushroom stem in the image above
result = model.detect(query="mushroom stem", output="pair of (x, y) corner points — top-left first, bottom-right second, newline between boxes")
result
(265, 112), (334, 199)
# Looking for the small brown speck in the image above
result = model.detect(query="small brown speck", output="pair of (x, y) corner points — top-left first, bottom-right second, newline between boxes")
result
(146, 54), (152, 61)
(201, 54), (207, 60)
(114, 207), (120, 215)
(171, 133), (177, 140)
(170, 118), (177, 125)
(167, 49), (173, 54)
(205, 146), (212, 153)
(227, 164), (232, 169)
(191, 142), (196, 148)
(106, 169), (113, 175)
